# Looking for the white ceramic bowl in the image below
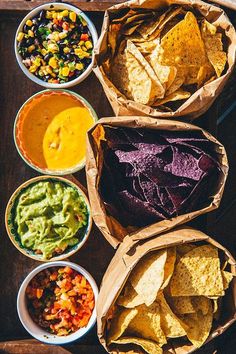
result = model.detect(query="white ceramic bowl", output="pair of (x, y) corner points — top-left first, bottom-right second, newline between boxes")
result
(5, 176), (92, 262)
(17, 261), (98, 344)
(14, 89), (98, 175)
(14, 2), (98, 88)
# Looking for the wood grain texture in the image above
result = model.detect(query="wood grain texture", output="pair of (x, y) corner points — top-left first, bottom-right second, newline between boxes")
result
(0, 7), (236, 354)
(0, 0), (123, 12)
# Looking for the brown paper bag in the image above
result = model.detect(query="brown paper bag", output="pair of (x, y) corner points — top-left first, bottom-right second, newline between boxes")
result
(93, 0), (236, 120)
(97, 226), (236, 354)
(86, 116), (228, 248)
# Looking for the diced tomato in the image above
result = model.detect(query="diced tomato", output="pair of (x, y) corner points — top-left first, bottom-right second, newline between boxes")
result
(62, 22), (69, 30)
(80, 33), (89, 41)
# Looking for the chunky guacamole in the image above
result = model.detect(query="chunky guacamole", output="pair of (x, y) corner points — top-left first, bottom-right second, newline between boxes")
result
(14, 180), (88, 259)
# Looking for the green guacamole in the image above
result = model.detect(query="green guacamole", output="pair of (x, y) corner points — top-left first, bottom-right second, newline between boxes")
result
(14, 180), (88, 259)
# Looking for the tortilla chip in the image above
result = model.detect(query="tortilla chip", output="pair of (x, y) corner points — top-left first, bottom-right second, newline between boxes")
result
(126, 40), (164, 99)
(179, 302), (213, 348)
(107, 308), (138, 343)
(191, 296), (211, 315)
(159, 12), (206, 68)
(108, 23), (122, 56)
(197, 64), (215, 88)
(201, 20), (227, 77)
(129, 250), (167, 306)
(153, 89), (191, 106)
(165, 68), (185, 95)
(161, 247), (176, 289)
(117, 282), (144, 308)
(111, 49), (158, 105)
(170, 245), (225, 297)
(136, 38), (160, 54)
(128, 302), (167, 346)
(111, 336), (163, 354)
(213, 298), (218, 313)
(176, 243), (195, 258)
(157, 292), (186, 338)
(137, 13), (166, 39)
(170, 296), (195, 314)
(146, 46), (174, 86)
(222, 270), (234, 290)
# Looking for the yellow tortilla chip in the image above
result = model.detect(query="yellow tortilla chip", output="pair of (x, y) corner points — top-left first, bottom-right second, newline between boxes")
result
(179, 303), (213, 348)
(213, 298), (218, 313)
(222, 270), (234, 290)
(161, 247), (176, 289)
(137, 13), (166, 39)
(108, 23), (122, 56)
(159, 12), (206, 68)
(146, 46), (175, 87)
(128, 302), (167, 346)
(201, 20), (227, 77)
(111, 336), (163, 354)
(129, 250), (167, 306)
(107, 308), (138, 344)
(111, 49), (158, 105)
(126, 40), (164, 99)
(136, 38), (160, 54)
(170, 296), (195, 315)
(153, 89), (191, 106)
(157, 292), (186, 338)
(170, 245), (225, 297)
(197, 64), (215, 88)
(191, 296), (211, 316)
(117, 282), (144, 308)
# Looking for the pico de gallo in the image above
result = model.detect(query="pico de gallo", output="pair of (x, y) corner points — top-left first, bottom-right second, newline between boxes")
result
(26, 266), (95, 336)
(16, 9), (93, 84)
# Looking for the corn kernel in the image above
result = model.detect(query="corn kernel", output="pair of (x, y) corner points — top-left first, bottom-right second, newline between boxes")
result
(69, 11), (76, 22)
(63, 47), (70, 54)
(75, 62), (84, 71)
(46, 66), (53, 74)
(74, 48), (83, 56)
(33, 57), (41, 67)
(28, 30), (34, 38)
(46, 11), (53, 19)
(57, 12), (63, 21)
(48, 43), (59, 53)
(52, 13), (57, 19)
(82, 45), (87, 52)
(17, 32), (24, 42)
(41, 48), (47, 56)
(29, 65), (37, 73)
(26, 19), (33, 27)
(61, 67), (70, 77)
(85, 40), (93, 50)
(49, 57), (58, 69)
(59, 32), (67, 40)
(61, 10), (69, 17)
(54, 33), (60, 42)
(79, 40), (84, 46)
(28, 45), (35, 53)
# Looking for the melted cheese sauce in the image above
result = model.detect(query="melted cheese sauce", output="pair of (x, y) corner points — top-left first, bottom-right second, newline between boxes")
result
(19, 92), (95, 170)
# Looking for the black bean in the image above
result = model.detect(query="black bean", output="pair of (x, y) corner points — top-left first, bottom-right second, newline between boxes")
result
(58, 40), (66, 47)
(23, 24), (29, 33)
(60, 54), (67, 61)
(45, 75), (51, 81)
(26, 37), (34, 46)
(32, 17), (39, 25)
(66, 53), (74, 61)
(44, 53), (53, 62)
(63, 16), (69, 22)
(38, 10), (46, 21)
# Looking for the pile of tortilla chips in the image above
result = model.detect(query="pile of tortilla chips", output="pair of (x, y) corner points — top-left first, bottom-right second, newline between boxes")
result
(99, 126), (222, 227)
(107, 243), (234, 354)
(104, 6), (227, 108)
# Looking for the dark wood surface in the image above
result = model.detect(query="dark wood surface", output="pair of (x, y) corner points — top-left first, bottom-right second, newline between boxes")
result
(0, 5), (236, 354)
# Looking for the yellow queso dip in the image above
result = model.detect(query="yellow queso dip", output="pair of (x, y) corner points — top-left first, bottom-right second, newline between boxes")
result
(16, 91), (96, 171)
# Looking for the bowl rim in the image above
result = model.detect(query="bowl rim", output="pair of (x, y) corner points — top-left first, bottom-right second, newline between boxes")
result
(14, 2), (98, 88)
(5, 175), (92, 262)
(13, 89), (98, 175)
(17, 260), (98, 344)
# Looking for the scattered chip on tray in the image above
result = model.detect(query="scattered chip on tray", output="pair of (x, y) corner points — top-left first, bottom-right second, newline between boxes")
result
(103, 6), (227, 109)
(106, 243), (234, 353)
(99, 126), (223, 228)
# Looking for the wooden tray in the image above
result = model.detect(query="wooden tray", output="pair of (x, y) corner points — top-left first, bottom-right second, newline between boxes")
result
(0, 1), (236, 353)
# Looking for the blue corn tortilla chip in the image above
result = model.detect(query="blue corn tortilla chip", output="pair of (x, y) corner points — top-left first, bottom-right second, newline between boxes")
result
(99, 126), (222, 228)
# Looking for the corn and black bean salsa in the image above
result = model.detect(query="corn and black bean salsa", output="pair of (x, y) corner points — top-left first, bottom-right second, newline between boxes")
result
(16, 9), (93, 84)
(26, 266), (95, 336)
